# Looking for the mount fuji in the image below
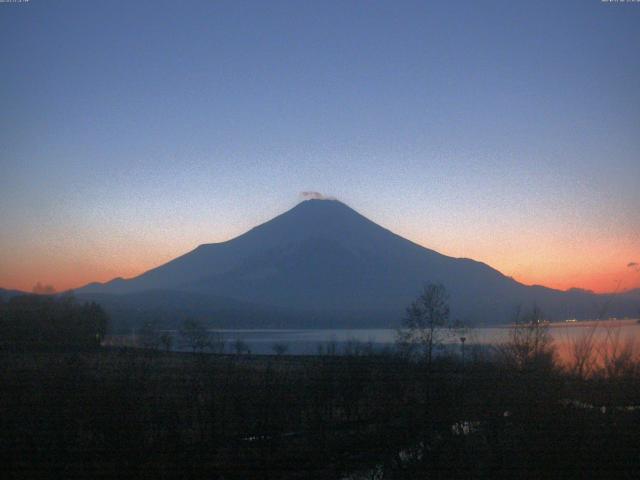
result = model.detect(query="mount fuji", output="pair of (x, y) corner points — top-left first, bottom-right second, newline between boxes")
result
(74, 199), (639, 330)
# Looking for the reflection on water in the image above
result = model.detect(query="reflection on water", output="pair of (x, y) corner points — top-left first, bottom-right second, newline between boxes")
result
(104, 319), (640, 366)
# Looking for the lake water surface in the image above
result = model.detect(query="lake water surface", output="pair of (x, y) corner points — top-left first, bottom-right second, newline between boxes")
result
(106, 319), (640, 363)
(216, 320), (640, 357)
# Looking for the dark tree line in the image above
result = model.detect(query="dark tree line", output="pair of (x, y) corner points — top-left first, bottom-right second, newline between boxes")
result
(1, 286), (639, 478)
(2, 344), (640, 480)
(0, 294), (108, 349)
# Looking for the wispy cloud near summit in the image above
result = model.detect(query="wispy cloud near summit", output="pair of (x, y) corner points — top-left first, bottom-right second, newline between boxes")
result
(300, 191), (337, 201)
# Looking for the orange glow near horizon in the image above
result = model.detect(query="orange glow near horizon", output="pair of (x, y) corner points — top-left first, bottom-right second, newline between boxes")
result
(1, 250), (177, 294)
(481, 238), (639, 293)
(402, 220), (640, 295)
(2, 226), (638, 295)
(0, 236), (195, 294)
(5, 262), (636, 295)
(0, 217), (247, 294)
(505, 264), (639, 294)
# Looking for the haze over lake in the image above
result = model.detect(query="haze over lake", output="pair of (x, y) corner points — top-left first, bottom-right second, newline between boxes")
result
(106, 320), (640, 361)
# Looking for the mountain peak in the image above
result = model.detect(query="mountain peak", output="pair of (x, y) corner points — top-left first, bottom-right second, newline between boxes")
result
(294, 197), (350, 210)
(241, 198), (385, 248)
(285, 198), (364, 221)
(300, 197), (340, 203)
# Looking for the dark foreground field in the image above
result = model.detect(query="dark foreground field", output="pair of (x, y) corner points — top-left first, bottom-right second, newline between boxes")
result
(1, 347), (639, 480)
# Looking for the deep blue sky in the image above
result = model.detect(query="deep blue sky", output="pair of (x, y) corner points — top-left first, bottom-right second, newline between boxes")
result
(1, 0), (639, 292)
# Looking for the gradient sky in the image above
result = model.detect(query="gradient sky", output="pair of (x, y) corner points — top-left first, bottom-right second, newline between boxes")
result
(1, 0), (639, 294)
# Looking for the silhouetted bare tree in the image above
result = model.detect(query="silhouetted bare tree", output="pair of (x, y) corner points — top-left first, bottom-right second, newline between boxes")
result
(179, 318), (211, 353)
(233, 338), (250, 355)
(272, 342), (289, 355)
(498, 305), (555, 371)
(397, 283), (454, 366)
(137, 321), (161, 350)
(159, 331), (173, 352)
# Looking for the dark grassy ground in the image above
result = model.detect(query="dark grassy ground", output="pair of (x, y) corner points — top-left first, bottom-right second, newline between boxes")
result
(1, 346), (639, 479)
